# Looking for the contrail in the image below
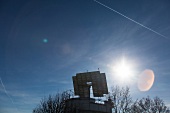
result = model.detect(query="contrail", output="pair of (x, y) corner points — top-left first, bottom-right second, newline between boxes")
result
(94, 0), (168, 39)
(0, 77), (14, 103)
(0, 77), (18, 113)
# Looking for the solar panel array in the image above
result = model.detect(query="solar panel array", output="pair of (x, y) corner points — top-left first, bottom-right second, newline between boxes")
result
(72, 71), (108, 98)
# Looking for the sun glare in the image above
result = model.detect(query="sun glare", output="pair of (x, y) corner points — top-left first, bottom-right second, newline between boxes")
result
(112, 58), (134, 83)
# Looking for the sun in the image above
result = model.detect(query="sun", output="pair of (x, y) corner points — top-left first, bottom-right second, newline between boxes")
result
(112, 58), (134, 83)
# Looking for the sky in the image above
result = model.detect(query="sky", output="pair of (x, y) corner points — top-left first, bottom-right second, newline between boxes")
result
(0, 0), (170, 112)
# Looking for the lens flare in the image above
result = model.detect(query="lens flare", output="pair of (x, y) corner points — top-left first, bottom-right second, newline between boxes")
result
(43, 38), (48, 43)
(138, 69), (155, 91)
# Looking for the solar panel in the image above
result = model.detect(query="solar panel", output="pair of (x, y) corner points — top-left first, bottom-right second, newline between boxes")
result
(72, 71), (108, 98)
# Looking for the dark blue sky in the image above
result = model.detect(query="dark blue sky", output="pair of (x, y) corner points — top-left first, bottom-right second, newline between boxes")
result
(1, 0), (170, 112)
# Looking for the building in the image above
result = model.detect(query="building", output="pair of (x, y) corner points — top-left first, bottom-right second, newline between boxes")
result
(65, 71), (113, 113)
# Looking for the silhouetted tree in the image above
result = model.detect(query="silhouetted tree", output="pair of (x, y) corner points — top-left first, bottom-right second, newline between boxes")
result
(33, 87), (170, 113)
(130, 96), (170, 113)
(33, 90), (74, 113)
(108, 86), (132, 113)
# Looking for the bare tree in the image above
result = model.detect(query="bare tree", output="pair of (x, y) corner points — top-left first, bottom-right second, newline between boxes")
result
(152, 96), (169, 113)
(33, 90), (74, 113)
(108, 86), (132, 113)
(130, 96), (170, 113)
(33, 87), (170, 113)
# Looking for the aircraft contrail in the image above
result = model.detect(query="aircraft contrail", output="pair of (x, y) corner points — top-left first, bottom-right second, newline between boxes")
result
(0, 77), (18, 113)
(94, 0), (168, 39)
